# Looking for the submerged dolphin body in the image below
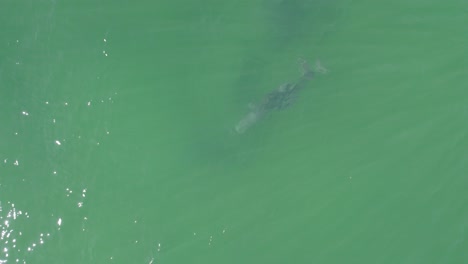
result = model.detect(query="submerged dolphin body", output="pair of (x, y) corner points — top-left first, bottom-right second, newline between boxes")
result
(235, 59), (326, 134)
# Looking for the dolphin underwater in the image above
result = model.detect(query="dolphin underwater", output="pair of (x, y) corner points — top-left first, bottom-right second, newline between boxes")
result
(235, 59), (327, 134)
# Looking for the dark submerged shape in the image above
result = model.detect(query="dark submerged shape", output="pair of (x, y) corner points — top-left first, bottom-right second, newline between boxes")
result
(235, 59), (326, 134)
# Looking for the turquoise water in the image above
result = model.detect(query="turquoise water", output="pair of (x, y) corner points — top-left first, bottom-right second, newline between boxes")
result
(1, 0), (467, 263)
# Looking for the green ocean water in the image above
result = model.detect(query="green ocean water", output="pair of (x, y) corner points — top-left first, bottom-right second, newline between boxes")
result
(1, 0), (467, 263)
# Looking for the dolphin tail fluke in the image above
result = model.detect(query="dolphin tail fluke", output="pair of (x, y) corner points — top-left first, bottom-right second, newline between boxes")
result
(313, 60), (328, 74)
(298, 58), (328, 79)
